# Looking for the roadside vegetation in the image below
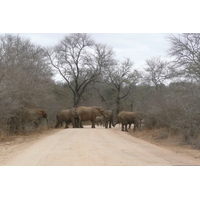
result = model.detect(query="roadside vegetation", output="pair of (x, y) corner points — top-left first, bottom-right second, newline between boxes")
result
(1, 33), (200, 148)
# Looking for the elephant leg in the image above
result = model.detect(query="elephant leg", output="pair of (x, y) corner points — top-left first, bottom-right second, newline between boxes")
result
(65, 121), (70, 128)
(121, 124), (124, 131)
(133, 122), (138, 131)
(55, 122), (59, 128)
(33, 120), (39, 127)
(75, 118), (78, 127)
(109, 121), (112, 128)
(75, 117), (81, 128)
(105, 121), (108, 128)
(76, 118), (79, 128)
(71, 119), (76, 128)
(112, 120), (115, 127)
(91, 120), (95, 128)
(106, 120), (109, 128)
(78, 119), (83, 128)
(125, 124), (128, 132)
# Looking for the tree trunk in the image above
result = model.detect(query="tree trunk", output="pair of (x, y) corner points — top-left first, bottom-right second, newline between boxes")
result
(73, 95), (79, 108)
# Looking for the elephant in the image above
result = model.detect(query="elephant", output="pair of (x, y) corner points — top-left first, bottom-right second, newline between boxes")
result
(76, 106), (108, 128)
(9, 107), (48, 133)
(18, 108), (48, 127)
(27, 108), (48, 125)
(103, 110), (114, 128)
(95, 116), (104, 126)
(55, 108), (80, 128)
(115, 111), (144, 132)
(128, 112), (144, 129)
(14, 107), (48, 129)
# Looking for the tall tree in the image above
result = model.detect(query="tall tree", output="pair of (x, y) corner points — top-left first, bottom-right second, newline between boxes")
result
(168, 33), (200, 82)
(46, 33), (115, 107)
(105, 58), (141, 114)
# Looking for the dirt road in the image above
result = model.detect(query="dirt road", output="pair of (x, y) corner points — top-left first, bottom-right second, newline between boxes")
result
(1, 126), (200, 166)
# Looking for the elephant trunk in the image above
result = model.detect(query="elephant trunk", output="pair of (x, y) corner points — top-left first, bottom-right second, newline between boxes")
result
(45, 116), (48, 123)
(113, 118), (120, 127)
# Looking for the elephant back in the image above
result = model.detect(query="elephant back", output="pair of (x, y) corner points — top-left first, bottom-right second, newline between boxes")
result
(56, 109), (71, 121)
(70, 108), (80, 118)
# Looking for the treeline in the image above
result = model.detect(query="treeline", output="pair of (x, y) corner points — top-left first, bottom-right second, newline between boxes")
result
(1, 33), (200, 145)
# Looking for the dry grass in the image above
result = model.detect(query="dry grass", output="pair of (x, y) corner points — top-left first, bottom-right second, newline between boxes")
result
(129, 128), (200, 159)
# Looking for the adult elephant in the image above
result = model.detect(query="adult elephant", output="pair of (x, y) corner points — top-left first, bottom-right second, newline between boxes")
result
(9, 107), (48, 133)
(115, 111), (144, 132)
(20, 108), (47, 127)
(55, 108), (80, 128)
(103, 110), (114, 128)
(21, 108), (48, 127)
(76, 106), (107, 128)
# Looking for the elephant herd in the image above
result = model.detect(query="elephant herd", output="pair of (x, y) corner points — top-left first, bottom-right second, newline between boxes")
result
(55, 106), (109, 129)
(22, 106), (145, 132)
(54, 106), (145, 132)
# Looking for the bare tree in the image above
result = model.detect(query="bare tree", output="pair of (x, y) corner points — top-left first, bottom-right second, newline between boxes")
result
(168, 33), (200, 82)
(0, 34), (54, 134)
(46, 33), (115, 107)
(105, 58), (141, 114)
(144, 57), (171, 90)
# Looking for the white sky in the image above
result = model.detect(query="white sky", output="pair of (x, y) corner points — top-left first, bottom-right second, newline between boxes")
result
(1, 1), (199, 72)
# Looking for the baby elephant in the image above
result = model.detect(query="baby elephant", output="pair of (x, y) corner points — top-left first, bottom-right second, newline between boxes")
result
(55, 108), (80, 128)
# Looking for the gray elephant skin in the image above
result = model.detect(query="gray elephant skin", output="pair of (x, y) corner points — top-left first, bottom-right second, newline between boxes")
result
(18, 108), (48, 126)
(95, 116), (104, 126)
(55, 108), (80, 128)
(76, 106), (107, 128)
(9, 108), (48, 133)
(103, 110), (114, 128)
(115, 111), (144, 132)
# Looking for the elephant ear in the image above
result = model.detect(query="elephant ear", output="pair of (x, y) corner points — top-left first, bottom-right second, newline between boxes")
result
(71, 108), (76, 113)
(38, 109), (47, 118)
(71, 108), (79, 115)
(42, 110), (47, 118)
(96, 107), (108, 117)
(95, 107), (102, 113)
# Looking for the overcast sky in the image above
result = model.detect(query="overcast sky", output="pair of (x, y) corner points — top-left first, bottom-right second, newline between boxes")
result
(1, 1), (199, 73)
(0, 33), (170, 70)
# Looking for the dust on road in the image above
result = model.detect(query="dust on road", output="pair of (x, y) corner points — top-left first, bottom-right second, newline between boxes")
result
(1, 126), (200, 166)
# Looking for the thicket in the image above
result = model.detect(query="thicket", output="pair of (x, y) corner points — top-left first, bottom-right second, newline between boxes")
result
(0, 33), (200, 145)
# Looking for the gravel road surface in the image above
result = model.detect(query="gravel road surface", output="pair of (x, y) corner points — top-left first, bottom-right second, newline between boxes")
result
(1, 126), (200, 166)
